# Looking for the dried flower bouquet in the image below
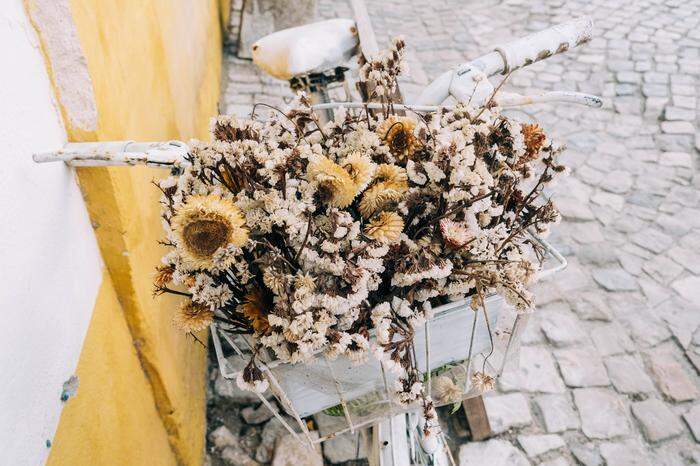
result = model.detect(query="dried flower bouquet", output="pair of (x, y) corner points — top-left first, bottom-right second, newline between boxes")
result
(154, 39), (566, 415)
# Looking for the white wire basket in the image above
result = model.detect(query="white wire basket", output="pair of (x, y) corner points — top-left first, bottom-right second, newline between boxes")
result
(211, 235), (566, 445)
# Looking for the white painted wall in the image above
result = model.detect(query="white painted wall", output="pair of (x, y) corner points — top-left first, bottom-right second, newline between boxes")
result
(0, 1), (103, 464)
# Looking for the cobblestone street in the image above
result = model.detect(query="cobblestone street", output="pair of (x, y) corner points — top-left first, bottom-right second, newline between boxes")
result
(208, 1), (700, 464)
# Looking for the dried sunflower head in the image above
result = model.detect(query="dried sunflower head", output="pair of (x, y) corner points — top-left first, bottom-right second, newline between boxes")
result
(307, 156), (360, 208)
(365, 211), (404, 244)
(358, 164), (408, 217)
(241, 288), (272, 334)
(171, 194), (248, 271)
(521, 123), (546, 161)
(173, 300), (214, 332)
(376, 116), (421, 161)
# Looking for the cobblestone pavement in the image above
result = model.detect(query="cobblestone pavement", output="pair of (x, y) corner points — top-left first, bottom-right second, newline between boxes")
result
(208, 1), (700, 465)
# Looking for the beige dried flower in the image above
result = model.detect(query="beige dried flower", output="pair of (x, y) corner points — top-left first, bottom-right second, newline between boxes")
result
(307, 156), (360, 208)
(342, 152), (376, 191)
(365, 211), (404, 244)
(294, 272), (316, 294)
(432, 376), (462, 404)
(263, 268), (287, 296)
(171, 194), (248, 270)
(439, 218), (474, 249)
(376, 116), (421, 161)
(173, 300), (214, 332)
(358, 164), (408, 217)
(471, 371), (495, 393)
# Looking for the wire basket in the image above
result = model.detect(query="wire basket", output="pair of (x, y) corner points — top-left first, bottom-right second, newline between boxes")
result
(211, 235), (566, 445)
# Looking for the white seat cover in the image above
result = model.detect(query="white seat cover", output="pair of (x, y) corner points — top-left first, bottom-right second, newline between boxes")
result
(252, 18), (359, 80)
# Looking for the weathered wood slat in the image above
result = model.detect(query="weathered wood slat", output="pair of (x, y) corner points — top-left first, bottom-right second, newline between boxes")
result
(463, 396), (492, 441)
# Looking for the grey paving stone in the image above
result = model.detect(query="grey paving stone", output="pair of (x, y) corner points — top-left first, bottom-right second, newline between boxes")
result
(578, 243), (620, 266)
(314, 413), (366, 463)
(539, 457), (570, 466)
(590, 323), (636, 356)
(222, 445), (260, 466)
(658, 299), (700, 349)
(571, 292), (613, 321)
(539, 311), (588, 348)
(590, 190), (626, 211)
(555, 347), (610, 387)
(571, 443), (603, 466)
(631, 398), (685, 442)
(574, 388), (631, 439)
(600, 440), (652, 466)
(272, 432), (323, 466)
(668, 247), (700, 274)
(648, 348), (699, 402)
(592, 267), (639, 291)
(600, 171), (634, 194)
(458, 439), (530, 466)
(604, 354), (656, 394)
(499, 346), (567, 394)
(672, 276), (700, 306)
(659, 151), (693, 168)
(556, 197), (596, 221)
(663, 107), (695, 121)
(209, 425), (239, 449)
(682, 404), (700, 442)
(517, 434), (565, 458)
(642, 255), (685, 285)
(241, 403), (276, 425)
(630, 228), (674, 254)
(484, 393), (533, 434)
(661, 121), (695, 134)
(534, 394), (580, 433)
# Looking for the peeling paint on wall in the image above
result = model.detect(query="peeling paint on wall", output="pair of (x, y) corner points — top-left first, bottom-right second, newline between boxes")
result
(25, 0), (98, 133)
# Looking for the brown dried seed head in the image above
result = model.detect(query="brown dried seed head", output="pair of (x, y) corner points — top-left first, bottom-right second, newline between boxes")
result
(521, 123), (546, 161)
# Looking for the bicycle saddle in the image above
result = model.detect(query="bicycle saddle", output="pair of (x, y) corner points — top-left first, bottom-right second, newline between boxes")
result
(252, 18), (359, 80)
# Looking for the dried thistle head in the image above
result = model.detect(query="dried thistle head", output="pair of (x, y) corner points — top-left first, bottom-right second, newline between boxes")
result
(521, 123), (546, 161)
(173, 300), (214, 332)
(154, 264), (175, 288)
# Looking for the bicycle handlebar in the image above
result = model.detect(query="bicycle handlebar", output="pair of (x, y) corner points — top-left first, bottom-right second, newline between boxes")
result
(494, 17), (593, 74)
(415, 17), (594, 106)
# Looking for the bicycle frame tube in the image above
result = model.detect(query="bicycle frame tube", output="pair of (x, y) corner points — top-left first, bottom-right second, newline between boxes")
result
(416, 18), (593, 106)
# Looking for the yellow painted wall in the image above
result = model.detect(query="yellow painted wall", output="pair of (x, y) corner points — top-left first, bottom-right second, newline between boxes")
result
(39, 1), (227, 465)
(47, 272), (178, 466)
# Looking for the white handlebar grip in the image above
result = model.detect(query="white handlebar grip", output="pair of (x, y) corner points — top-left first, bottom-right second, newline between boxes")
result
(494, 17), (593, 74)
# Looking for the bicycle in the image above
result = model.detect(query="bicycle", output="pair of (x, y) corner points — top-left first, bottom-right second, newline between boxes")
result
(34, 5), (600, 465)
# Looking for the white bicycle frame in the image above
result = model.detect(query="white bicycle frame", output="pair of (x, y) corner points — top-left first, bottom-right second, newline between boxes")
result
(32, 15), (598, 466)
